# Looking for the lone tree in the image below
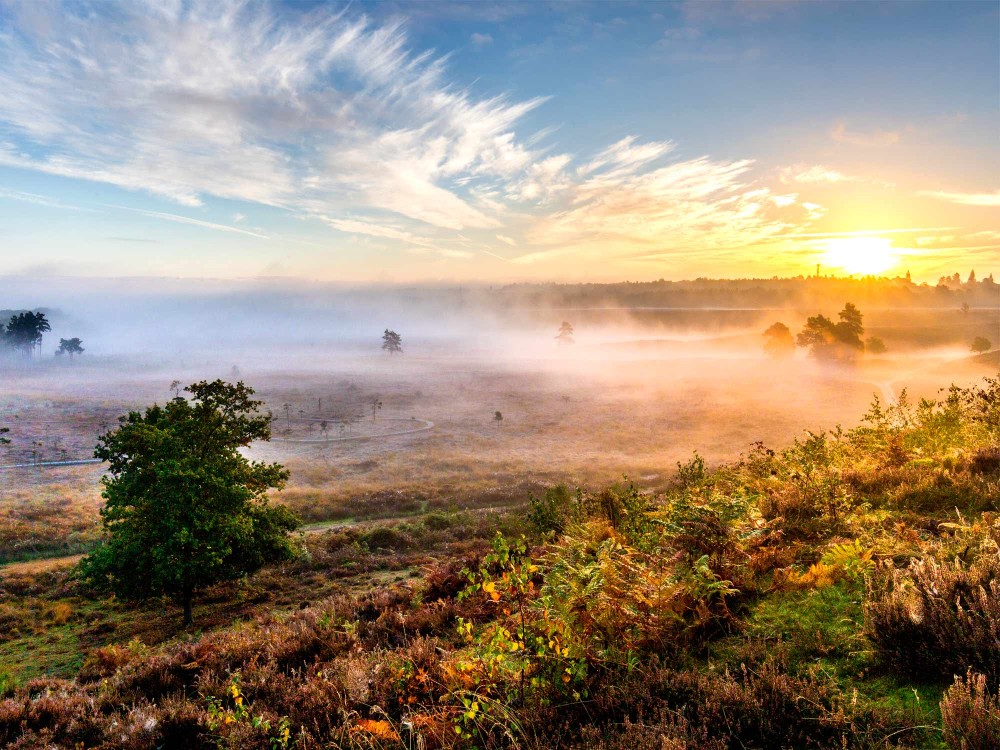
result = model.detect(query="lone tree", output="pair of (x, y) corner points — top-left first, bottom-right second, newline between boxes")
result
(971, 336), (993, 354)
(865, 336), (887, 355)
(3, 311), (50, 359)
(555, 321), (574, 345)
(79, 380), (299, 627)
(762, 322), (795, 359)
(382, 329), (403, 354)
(494, 410), (503, 429)
(796, 303), (865, 362)
(55, 337), (84, 359)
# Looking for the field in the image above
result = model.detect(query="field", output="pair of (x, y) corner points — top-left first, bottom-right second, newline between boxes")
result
(3, 306), (994, 564)
(0, 300), (998, 749)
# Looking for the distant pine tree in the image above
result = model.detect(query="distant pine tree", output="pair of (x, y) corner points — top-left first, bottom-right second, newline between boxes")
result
(382, 329), (403, 354)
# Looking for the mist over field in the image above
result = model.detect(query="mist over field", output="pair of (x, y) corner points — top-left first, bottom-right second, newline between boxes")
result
(1, 1), (999, 747)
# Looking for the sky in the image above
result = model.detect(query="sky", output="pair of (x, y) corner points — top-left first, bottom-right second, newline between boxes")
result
(0, 0), (997, 284)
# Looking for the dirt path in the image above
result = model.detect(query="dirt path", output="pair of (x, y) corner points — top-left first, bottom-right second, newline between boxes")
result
(0, 417), (434, 471)
(272, 416), (434, 444)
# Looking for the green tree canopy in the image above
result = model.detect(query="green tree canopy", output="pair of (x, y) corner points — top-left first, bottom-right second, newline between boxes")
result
(80, 380), (299, 626)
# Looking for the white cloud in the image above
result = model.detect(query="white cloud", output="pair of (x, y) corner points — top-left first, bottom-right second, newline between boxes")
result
(109, 205), (270, 239)
(580, 136), (674, 175)
(0, 1), (543, 233)
(918, 190), (1000, 207)
(0, 0), (825, 268)
(471, 32), (493, 46)
(831, 122), (900, 147)
(781, 165), (853, 184)
(0, 187), (90, 211)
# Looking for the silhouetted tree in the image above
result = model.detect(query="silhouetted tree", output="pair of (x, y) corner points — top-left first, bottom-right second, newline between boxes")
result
(0, 427), (9, 446)
(382, 329), (403, 354)
(971, 336), (992, 354)
(170, 380), (182, 398)
(796, 303), (865, 362)
(4, 311), (50, 359)
(961, 302), (970, 315)
(55, 337), (84, 359)
(371, 397), (383, 422)
(762, 322), (795, 358)
(865, 337), (887, 354)
(494, 411), (503, 429)
(79, 380), (298, 627)
(555, 321), (574, 345)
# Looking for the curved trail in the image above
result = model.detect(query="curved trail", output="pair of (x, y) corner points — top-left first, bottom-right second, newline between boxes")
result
(0, 458), (102, 472)
(0, 417), (434, 471)
(271, 416), (434, 444)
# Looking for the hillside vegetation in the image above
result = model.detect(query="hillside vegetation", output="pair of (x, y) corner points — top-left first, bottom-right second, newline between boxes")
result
(1, 376), (998, 749)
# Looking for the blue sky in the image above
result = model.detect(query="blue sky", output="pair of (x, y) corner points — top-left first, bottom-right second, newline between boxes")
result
(0, 0), (997, 282)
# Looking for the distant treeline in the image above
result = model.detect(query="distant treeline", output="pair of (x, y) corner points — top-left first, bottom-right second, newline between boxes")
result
(491, 273), (999, 310)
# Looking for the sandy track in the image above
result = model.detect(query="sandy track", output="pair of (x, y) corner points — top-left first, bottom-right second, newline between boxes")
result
(0, 417), (434, 471)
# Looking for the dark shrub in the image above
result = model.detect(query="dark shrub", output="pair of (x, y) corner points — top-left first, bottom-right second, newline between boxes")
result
(866, 554), (1000, 683)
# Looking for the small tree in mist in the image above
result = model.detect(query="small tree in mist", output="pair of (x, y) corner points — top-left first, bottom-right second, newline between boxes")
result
(555, 321), (574, 345)
(0, 427), (9, 446)
(372, 398), (383, 422)
(866, 336), (887, 355)
(796, 303), (865, 362)
(79, 380), (299, 627)
(382, 329), (403, 354)
(494, 410), (504, 429)
(762, 322), (795, 359)
(971, 336), (992, 354)
(170, 380), (182, 398)
(55, 337), (84, 359)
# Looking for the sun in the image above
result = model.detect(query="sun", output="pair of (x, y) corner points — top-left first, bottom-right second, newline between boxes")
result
(819, 236), (898, 276)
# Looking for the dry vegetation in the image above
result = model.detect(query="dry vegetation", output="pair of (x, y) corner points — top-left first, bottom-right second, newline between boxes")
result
(0, 297), (997, 749)
(0, 369), (997, 748)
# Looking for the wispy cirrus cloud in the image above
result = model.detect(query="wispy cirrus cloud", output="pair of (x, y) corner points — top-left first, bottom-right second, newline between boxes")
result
(0, 0), (821, 272)
(109, 206), (270, 239)
(918, 190), (1000, 207)
(0, 187), (91, 211)
(781, 165), (855, 184)
(0, 0), (543, 232)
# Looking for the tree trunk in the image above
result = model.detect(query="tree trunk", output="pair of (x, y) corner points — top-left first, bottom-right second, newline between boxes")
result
(182, 590), (194, 628)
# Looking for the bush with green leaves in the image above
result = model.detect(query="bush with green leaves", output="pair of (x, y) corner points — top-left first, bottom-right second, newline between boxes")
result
(79, 380), (300, 626)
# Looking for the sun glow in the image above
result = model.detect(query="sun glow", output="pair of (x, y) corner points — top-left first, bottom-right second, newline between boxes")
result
(820, 236), (898, 276)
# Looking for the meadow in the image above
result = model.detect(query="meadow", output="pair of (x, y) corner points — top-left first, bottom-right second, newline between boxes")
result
(0, 294), (997, 749)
